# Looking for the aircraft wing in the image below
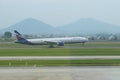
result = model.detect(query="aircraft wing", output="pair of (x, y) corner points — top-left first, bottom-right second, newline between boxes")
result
(44, 40), (64, 46)
(44, 41), (58, 44)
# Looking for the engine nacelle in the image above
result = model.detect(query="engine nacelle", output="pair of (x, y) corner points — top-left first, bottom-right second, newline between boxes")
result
(57, 42), (64, 46)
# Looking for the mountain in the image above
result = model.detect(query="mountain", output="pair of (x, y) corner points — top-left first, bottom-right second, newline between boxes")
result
(58, 18), (120, 34)
(1, 18), (120, 35)
(0, 18), (60, 34)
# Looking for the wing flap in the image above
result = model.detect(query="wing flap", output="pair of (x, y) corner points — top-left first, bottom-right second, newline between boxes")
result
(44, 41), (58, 44)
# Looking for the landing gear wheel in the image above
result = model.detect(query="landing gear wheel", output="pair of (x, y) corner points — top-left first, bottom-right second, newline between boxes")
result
(49, 45), (54, 48)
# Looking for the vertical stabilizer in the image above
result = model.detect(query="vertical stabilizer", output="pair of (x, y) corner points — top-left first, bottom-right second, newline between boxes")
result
(14, 30), (30, 44)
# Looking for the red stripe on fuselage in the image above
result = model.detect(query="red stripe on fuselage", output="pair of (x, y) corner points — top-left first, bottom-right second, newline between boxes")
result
(16, 35), (22, 39)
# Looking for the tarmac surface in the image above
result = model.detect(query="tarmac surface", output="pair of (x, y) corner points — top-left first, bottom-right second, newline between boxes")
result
(0, 56), (120, 60)
(0, 67), (120, 80)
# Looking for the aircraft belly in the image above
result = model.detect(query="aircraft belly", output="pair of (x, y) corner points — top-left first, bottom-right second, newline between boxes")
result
(29, 40), (47, 45)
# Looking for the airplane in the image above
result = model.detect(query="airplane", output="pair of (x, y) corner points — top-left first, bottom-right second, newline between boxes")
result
(14, 30), (88, 47)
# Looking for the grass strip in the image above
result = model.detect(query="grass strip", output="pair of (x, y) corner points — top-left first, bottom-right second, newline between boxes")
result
(0, 48), (120, 56)
(0, 59), (120, 66)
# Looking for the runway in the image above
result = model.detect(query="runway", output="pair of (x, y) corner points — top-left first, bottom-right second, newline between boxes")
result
(0, 67), (120, 80)
(0, 56), (120, 60)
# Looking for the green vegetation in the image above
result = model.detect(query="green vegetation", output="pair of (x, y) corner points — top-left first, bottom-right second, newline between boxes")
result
(0, 42), (120, 66)
(0, 42), (120, 56)
(67, 41), (120, 47)
(0, 48), (120, 56)
(0, 59), (120, 67)
(1, 41), (120, 48)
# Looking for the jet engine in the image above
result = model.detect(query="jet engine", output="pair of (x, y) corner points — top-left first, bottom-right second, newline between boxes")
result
(57, 41), (64, 46)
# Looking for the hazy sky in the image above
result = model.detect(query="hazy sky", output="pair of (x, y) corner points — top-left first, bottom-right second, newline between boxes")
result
(0, 0), (120, 29)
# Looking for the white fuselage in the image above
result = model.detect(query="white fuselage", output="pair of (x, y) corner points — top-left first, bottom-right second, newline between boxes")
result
(26, 37), (88, 45)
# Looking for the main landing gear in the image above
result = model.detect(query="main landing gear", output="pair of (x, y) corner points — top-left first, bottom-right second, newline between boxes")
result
(82, 42), (85, 46)
(49, 45), (55, 48)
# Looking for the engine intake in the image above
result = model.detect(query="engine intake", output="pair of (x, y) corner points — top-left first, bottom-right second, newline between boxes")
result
(57, 42), (64, 46)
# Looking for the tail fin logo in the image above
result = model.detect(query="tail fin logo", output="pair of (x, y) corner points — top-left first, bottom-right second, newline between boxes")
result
(16, 35), (23, 40)
(14, 30), (32, 44)
(14, 30), (24, 40)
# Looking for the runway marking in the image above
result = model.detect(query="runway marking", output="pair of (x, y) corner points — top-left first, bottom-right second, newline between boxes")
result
(0, 56), (120, 60)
